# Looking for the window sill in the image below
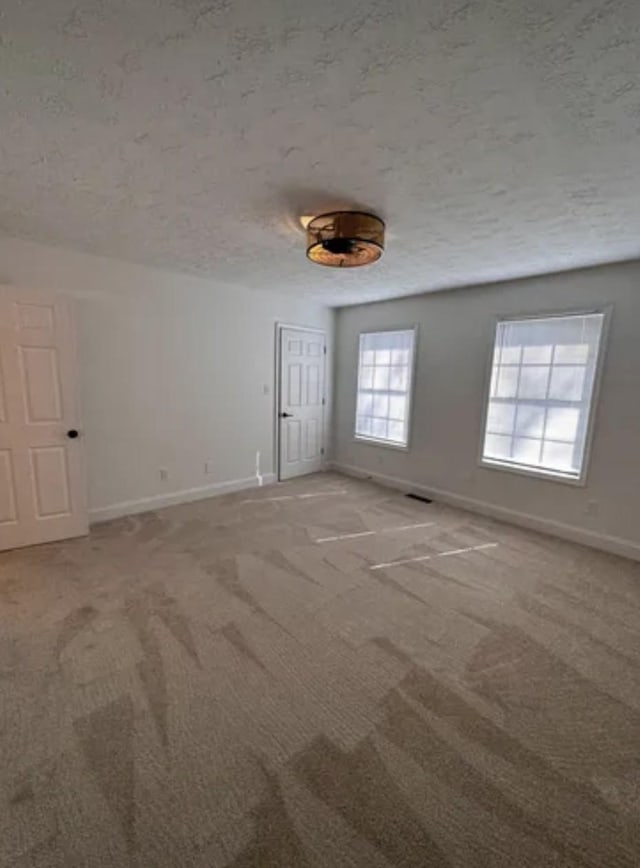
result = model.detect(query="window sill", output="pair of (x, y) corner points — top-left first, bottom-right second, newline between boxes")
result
(354, 435), (409, 452)
(479, 458), (586, 487)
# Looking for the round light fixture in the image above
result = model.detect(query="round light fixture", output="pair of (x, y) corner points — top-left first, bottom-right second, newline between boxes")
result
(306, 211), (385, 268)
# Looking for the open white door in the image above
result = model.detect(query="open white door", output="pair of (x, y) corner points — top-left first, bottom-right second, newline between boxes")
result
(0, 287), (88, 551)
(278, 326), (326, 480)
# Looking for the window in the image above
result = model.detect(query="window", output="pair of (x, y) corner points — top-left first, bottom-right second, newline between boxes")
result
(481, 312), (606, 481)
(355, 328), (416, 447)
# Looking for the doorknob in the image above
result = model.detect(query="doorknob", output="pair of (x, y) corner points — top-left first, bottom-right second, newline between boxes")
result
(67, 429), (80, 439)
(279, 412), (294, 418)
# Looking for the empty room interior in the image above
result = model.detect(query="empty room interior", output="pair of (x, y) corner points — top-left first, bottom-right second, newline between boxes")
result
(2, 1), (640, 866)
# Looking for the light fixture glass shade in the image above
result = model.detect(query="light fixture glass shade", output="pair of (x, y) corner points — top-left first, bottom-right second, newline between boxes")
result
(306, 211), (385, 267)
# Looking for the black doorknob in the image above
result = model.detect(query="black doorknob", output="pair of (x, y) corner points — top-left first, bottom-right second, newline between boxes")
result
(67, 429), (79, 439)
(279, 412), (294, 418)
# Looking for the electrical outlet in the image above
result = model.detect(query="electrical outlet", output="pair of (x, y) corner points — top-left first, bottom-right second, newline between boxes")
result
(204, 460), (215, 475)
(159, 468), (168, 481)
(585, 499), (599, 516)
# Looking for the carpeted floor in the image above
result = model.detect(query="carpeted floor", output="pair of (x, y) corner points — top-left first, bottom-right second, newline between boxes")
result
(1, 472), (640, 867)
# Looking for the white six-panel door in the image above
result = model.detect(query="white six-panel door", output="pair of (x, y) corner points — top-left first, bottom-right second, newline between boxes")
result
(0, 287), (88, 551)
(278, 327), (326, 480)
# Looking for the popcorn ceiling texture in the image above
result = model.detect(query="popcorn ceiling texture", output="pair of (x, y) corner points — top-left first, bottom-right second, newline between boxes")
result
(1, 0), (640, 304)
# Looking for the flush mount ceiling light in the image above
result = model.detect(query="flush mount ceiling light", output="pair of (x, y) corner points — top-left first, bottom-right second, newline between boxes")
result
(306, 211), (385, 268)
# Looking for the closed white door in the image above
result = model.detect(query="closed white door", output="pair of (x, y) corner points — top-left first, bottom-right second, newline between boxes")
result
(278, 327), (326, 480)
(0, 287), (88, 551)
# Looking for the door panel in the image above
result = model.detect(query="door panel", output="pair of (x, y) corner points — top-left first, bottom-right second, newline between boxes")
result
(278, 327), (326, 480)
(0, 287), (88, 551)
(286, 419), (301, 463)
(0, 450), (18, 524)
(306, 337), (323, 357)
(288, 363), (302, 406)
(304, 418), (319, 460)
(16, 302), (56, 330)
(20, 346), (63, 422)
(306, 364), (320, 404)
(0, 359), (6, 422)
(30, 446), (72, 517)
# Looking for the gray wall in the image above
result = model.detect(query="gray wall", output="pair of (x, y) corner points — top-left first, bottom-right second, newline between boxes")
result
(333, 261), (640, 557)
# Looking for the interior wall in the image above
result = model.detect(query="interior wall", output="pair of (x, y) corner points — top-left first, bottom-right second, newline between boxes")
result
(333, 260), (640, 558)
(0, 236), (334, 520)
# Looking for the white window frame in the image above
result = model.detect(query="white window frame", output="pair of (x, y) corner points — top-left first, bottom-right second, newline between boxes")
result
(477, 308), (610, 486)
(353, 326), (418, 451)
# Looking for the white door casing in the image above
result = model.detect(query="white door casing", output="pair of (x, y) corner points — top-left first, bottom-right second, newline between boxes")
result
(0, 287), (88, 551)
(278, 326), (326, 480)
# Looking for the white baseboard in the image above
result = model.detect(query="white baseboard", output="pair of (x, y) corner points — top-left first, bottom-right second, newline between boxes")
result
(89, 473), (278, 523)
(331, 461), (640, 563)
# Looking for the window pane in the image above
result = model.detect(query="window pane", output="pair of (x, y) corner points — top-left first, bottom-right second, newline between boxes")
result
(357, 393), (373, 416)
(356, 416), (372, 436)
(490, 368), (498, 397)
(387, 420), (405, 442)
(542, 440), (575, 472)
(373, 367), (390, 390)
(515, 403), (545, 437)
(513, 437), (542, 464)
(486, 401), (515, 435)
(370, 417), (387, 439)
(359, 366), (374, 389)
(501, 345), (522, 364)
(495, 366), (518, 398)
(388, 395), (407, 421)
(554, 343), (589, 364)
(484, 433), (512, 460)
(391, 348), (409, 365)
(361, 350), (375, 365)
(372, 394), (389, 417)
(482, 313), (604, 478)
(375, 349), (391, 365)
(548, 366), (585, 401)
(523, 344), (552, 364)
(545, 406), (580, 442)
(389, 366), (408, 390)
(518, 366), (549, 399)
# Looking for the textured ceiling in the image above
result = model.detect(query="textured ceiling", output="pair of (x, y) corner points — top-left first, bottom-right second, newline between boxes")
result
(2, 0), (640, 305)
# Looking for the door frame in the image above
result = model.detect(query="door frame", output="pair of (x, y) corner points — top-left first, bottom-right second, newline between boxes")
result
(275, 323), (327, 482)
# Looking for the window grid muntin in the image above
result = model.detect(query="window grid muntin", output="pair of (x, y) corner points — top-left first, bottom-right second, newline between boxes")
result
(482, 313), (604, 478)
(355, 330), (415, 446)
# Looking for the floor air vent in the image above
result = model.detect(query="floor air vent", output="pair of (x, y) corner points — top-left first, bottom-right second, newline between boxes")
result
(406, 493), (433, 504)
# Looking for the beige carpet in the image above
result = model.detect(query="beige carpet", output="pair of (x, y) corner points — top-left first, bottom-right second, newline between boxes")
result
(1, 472), (640, 867)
